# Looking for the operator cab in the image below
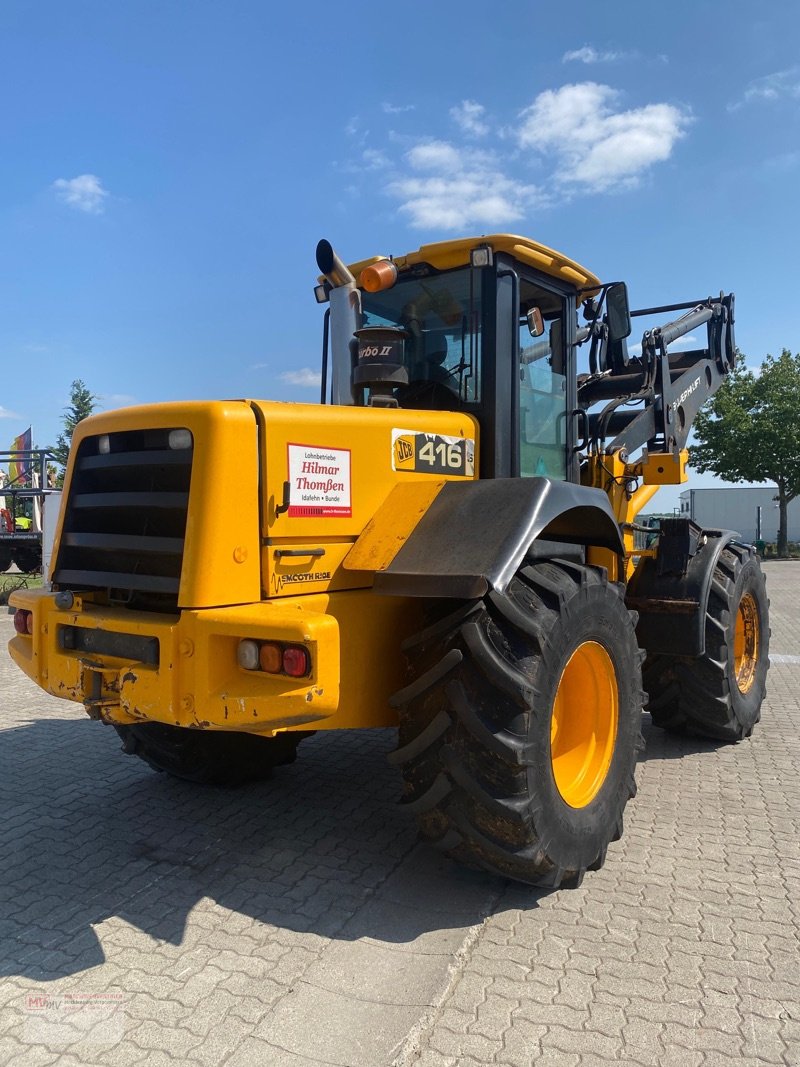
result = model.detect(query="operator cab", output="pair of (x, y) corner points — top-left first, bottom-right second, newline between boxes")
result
(315, 235), (625, 481)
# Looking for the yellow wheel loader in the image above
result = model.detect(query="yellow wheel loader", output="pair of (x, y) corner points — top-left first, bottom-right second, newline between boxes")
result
(9, 234), (770, 887)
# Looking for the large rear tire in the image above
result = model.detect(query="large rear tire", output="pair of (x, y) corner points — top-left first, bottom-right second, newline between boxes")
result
(643, 544), (770, 742)
(114, 723), (309, 786)
(390, 560), (644, 887)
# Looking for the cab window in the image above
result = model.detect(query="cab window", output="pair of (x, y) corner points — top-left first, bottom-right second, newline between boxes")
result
(361, 267), (482, 408)
(518, 281), (568, 479)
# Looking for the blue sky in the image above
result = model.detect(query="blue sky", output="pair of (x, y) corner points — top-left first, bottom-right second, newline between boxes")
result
(1, 1), (798, 510)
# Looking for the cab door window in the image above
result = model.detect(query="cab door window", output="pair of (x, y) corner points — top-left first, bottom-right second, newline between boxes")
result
(518, 284), (568, 479)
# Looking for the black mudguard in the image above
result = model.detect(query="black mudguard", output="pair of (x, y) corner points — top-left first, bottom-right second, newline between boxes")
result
(373, 477), (624, 599)
(626, 528), (740, 657)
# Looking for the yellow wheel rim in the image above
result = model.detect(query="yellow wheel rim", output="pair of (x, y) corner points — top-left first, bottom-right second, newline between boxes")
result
(734, 592), (760, 694)
(550, 641), (619, 809)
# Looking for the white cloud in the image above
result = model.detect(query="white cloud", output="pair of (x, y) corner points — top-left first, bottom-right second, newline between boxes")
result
(350, 82), (691, 231)
(562, 45), (625, 64)
(747, 68), (800, 103)
(450, 100), (489, 137)
(730, 67), (800, 110)
(362, 148), (390, 170)
(763, 150), (800, 173)
(100, 393), (135, 406)
(52, 174), (109, 214)
(0, 406), (20, 420)
(334, 147), (391, 177)
(562, 45), (666, 66)
(390, 142), (541, 230)
(279, 368), (320, 388)
(517, 83), (690, 191)
(383, 102), (415, 114)
(407, 140), (464, 171)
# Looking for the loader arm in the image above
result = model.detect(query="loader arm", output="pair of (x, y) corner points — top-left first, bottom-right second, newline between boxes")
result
(578, 292), (735, 457)
(578, 292), (737, 571)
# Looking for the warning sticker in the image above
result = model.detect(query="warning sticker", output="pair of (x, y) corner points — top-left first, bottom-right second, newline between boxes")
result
(287, 444), (352, 518)
(392, 429), (475, 477)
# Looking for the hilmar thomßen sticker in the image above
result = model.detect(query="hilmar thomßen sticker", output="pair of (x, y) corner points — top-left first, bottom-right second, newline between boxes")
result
(287, 444), (352, 517)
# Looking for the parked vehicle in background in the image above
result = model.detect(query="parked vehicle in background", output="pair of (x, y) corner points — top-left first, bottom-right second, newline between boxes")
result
(0, 448), (56, 574)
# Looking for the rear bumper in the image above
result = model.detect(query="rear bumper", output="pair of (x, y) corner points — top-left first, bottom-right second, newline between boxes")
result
(9, 589), (339, 733)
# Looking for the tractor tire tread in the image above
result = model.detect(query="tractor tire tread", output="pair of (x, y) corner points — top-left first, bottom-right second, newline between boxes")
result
(390, 559), (643, 888)
(114, 722), (308, 786)
(643, 543), (769, 742)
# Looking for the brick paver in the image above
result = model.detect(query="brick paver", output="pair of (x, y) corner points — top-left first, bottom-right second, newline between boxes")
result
(1, 562), (798, 1066)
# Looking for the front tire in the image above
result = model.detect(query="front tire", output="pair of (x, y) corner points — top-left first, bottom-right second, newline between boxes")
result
(390, 560), (644, 887)
(114, 723), (309, 785)
(644, 544), (770, 741)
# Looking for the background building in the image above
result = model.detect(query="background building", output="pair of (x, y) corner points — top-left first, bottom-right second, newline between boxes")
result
(678, 487), (799, 544)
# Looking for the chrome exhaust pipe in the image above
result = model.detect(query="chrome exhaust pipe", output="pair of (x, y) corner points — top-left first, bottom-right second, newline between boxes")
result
(316, 239), (360, 404)
(316, 239), (355, 289)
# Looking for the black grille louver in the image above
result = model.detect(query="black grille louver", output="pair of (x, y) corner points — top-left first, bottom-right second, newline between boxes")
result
(54, 428), (193, 612)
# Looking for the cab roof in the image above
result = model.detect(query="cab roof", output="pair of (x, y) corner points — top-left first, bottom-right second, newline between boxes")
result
(348, 234), (601, 291)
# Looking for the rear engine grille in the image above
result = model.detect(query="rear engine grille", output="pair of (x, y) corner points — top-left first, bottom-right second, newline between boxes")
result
(53, 428), (193, 612)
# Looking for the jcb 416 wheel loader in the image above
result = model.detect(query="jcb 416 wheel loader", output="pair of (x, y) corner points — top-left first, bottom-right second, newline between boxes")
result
(9, 234), (770, 887)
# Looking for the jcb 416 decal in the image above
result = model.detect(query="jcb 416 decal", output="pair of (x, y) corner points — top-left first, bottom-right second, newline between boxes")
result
(392, 429), (475, 477)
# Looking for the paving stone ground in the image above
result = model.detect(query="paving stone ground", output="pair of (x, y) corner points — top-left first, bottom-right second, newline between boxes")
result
(0, 561), (798, 1067)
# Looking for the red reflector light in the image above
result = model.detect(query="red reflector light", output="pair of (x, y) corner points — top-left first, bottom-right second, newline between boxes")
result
(282, 645), (310, 678)
(14, 609), (32, 635)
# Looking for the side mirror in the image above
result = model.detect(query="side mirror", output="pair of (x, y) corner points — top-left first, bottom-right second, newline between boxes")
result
(606, 283), (632, 342)
(526, 307), (545, 338)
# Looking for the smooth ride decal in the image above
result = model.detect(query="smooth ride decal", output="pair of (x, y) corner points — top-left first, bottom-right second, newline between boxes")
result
(272, 569), (332, 594)
(287, 444), (352, 518)
(392, 429), (475, 477)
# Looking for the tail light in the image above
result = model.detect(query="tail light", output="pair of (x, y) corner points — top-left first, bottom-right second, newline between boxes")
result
(236, 640), (260, 671)
(14, 609), (33, 635)
(237, 639), (311, 678)
(259, 643), (282, 674)
(282, 646), (310, 678)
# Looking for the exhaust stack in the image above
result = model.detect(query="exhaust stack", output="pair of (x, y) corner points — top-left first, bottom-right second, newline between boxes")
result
(316, 239), (361, 405)
(316, 239), (355, 289)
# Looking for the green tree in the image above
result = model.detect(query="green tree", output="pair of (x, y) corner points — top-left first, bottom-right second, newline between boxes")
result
(690, 349), (800, 556)
(50, 379), (98, 484)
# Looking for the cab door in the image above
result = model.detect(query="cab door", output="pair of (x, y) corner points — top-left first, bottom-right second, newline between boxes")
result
(514, 274), (577, 482)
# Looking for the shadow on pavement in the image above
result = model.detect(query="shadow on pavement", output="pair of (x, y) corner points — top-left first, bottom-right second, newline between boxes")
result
(0, 716), (516, 981)
(639, 712), (734, 760)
